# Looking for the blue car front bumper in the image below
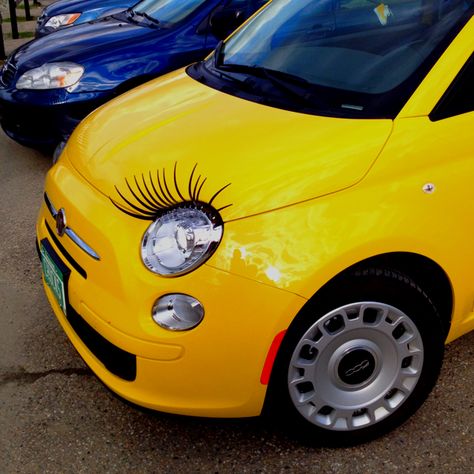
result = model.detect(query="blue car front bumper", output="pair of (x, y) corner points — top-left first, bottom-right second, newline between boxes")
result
(0, 87), (113, 149)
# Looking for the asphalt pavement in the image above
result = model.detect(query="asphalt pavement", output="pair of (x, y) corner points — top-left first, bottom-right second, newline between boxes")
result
(0, 130), (473, 472)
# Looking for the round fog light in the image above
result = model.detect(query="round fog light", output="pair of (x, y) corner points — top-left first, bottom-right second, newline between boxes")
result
(152, 294), (204, 331)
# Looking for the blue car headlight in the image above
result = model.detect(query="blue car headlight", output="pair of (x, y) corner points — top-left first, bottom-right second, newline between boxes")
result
(44, 13), (81, 29)
(16, 63), (84, 90)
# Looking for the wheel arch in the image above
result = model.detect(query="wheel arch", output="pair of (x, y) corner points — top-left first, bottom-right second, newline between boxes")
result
(263, 252), (450, 440)
(294, 252), (453, 338)
(263, 251), (452, 392)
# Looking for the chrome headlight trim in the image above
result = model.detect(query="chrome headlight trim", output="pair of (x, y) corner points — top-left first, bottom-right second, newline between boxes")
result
(141, 204), (223, 277)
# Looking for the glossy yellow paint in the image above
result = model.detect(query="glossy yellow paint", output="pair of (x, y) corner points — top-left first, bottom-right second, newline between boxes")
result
(399, 17), (474, 118)
(214, 109), (474, 342)
(37, 156), (306, 416)
(37, 17), (474, 416)
(67, 71), (392, 222)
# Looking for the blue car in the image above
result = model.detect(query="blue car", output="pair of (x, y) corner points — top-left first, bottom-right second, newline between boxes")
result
(36, 0), (136, 37)
(0, 0), (266, 150)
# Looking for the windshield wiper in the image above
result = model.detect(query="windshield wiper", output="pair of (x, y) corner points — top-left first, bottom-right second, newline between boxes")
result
(210, 42), (325, 107)
(124, 8), (140, 23)
(217, 62), (315, 105)
(208, 44), (254, 89)
(133, 11), (160, 25)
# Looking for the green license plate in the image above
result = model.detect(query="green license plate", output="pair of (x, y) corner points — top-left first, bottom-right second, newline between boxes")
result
(41, 243), (67, 315)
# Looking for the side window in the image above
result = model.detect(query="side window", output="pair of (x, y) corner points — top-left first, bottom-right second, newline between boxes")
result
(431, 55), (474, 121)
(207, 0), (251, 39)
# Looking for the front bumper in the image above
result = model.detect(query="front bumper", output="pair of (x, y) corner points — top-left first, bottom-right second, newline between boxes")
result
(0, 89), (110, 148)
(36, 154), (306, 417)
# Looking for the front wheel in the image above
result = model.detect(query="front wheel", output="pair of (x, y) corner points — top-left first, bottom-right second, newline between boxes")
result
(268, 268), (445, 445)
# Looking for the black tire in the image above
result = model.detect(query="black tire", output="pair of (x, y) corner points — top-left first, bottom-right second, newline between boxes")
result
(266, 268), (445, 446)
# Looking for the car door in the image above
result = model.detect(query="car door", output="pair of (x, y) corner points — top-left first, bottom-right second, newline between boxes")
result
(428, 55), (474, 335)
(372, 49), (474, 339)
(426, 55), (474, 338)
(430, 54), (474, 122)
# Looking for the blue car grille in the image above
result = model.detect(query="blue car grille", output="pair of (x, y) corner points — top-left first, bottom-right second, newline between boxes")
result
(0, 62), (17, 88)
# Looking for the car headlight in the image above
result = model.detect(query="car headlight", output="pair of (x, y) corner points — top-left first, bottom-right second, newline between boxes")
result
(16, 63), (84, 90)
(44, 13), (81, 29)
(141, 205), (223, 276)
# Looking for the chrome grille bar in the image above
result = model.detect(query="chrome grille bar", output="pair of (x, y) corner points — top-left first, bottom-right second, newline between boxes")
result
(44, 193), (101, 261)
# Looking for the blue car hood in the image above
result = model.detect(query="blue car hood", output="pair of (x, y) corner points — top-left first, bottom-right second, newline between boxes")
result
(13, 16), (157, 72)
(44, 0), (133, 17)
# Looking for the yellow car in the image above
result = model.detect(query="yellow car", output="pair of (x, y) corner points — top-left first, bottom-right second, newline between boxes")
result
(37, 0), (473, 445)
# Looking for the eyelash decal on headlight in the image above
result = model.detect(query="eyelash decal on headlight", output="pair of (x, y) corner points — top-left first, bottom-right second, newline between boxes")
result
(110, 163), (232, 220)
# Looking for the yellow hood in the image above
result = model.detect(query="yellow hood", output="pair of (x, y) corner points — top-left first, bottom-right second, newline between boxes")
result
(66, 69), (393, 221)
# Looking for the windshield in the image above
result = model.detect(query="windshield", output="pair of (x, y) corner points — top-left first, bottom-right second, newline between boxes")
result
(202, 0), (473, 117)
(133, 0), (208, 26)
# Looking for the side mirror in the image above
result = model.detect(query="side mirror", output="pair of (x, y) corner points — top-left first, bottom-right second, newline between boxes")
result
(209, 8), (245, 40)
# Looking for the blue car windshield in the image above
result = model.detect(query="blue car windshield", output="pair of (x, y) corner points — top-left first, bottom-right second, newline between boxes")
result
(213, 0), (472, 115)
(133, 0), (208, 25)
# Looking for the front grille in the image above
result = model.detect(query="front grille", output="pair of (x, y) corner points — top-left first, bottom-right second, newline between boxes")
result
(44, 193), (101, 261)
(45, 220), (88, 279)
(67, 305), (137, 382)
(0, 61), (17, 88)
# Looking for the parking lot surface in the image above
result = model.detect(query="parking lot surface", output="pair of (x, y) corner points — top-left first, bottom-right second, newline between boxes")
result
(1, 130), (473, 473)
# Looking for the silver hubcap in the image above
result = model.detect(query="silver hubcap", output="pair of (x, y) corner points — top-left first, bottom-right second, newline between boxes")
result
(288, 302), (424, 431)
